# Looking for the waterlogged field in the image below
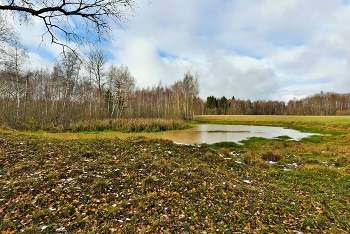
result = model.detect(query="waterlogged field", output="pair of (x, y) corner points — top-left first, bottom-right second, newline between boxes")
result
(0, 115), (349, 233)
(195, 115), (350, 133)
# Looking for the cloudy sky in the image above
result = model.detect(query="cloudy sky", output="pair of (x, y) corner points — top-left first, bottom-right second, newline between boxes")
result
(12, 0), (350, 101)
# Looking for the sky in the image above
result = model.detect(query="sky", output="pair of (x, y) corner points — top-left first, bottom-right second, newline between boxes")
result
(10, 0), (350, 102)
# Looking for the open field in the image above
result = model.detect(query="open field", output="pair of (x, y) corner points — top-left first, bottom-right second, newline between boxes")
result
(0, 115), (349, 233)
(195, 115), (350, 133)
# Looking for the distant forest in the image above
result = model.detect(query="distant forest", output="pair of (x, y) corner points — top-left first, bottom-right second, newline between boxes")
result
(204, 91), (350, 116)
(1, 46), (350, 130)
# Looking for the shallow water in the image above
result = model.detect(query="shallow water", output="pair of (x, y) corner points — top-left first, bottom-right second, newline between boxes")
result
(159, 124), (318, 144)
(40, 124), (318, 144)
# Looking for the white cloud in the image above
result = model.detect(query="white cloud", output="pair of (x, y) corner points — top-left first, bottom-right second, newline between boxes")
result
(8, 0), (350, 102)
(206, 57), (278, 100)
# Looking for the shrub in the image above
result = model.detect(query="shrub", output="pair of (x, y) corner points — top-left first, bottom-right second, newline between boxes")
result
(142, 175), (159, 192)
(91, 180), (109, 195)
(334, 156), (349, 167)
(260, 150), (284, 162)
(242, 152), (270, 168)
(218, 148), (231, 158)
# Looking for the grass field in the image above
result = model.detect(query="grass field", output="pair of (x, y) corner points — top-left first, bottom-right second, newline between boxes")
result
(195, 115), (350, 133)
(0, 115), (349, 233)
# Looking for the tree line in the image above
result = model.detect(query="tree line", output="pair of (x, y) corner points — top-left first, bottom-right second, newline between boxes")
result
(204, 91), (350, 116)
(1, 38), (350, 131)
(0, 45), (199, 129)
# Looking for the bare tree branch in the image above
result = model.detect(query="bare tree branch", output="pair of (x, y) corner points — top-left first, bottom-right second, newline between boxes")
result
(0, 0), (137, 53)
(0, 13), (18, 45)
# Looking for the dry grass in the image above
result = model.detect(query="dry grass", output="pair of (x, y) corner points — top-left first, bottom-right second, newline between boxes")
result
(260, 150), (284, 162)
(195, 115), (350, 133)
(242, 151), (270, 168)
(6, 118), (190, 133)
(1, 115), (349, 232)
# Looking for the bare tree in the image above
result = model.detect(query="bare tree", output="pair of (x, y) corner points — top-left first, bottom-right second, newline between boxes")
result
(181, 71), (199, 121)
(86, 48), (107, 116)
(0, 0), (137, 52)
(108, 64), (134, 117)
(0, 13), (17, 45)
(59, 51), (82, 121)
(155, 80), (163, 117)
(0, 38), (29, 121)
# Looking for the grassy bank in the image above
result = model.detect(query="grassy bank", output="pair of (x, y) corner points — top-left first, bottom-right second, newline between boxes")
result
(195, 115), (350, 134)
(1, 116), (349, 233)
(3, 118), (190, 133)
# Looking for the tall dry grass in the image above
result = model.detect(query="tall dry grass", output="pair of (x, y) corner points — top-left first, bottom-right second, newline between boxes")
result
(66, 118), (189, 133)
(2, 118), (190, 133)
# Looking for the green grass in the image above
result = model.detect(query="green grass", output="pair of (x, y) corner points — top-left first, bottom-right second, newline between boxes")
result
(195, 115), (350, 134)
(1, 115), (350, 233)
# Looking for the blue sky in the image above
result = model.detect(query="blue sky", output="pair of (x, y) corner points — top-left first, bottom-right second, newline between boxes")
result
(13, 0), (350, 101)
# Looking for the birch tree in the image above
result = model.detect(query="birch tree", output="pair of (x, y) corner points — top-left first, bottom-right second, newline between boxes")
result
(0, 38), (29, 121)
(181, 71), (199, 121)
(0, 13), (17, 46)
(86, 48), (107, 116)
(107, 65), (134, 117)
(59, 52), (82, 121)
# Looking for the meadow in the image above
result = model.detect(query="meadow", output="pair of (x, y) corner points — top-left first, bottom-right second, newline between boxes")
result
(0, 115), (349, 233)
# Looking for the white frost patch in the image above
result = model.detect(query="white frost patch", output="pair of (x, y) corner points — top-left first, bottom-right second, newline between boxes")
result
(230, 151), (241, 157)
(56, 227), (66, 232)
(288, 163), (299, 167)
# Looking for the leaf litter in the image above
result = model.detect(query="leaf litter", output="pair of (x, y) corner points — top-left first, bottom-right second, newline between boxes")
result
(0, 132), (349, 233)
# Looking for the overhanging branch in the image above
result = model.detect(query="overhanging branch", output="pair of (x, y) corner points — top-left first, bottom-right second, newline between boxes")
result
(0, 0), (137, 53)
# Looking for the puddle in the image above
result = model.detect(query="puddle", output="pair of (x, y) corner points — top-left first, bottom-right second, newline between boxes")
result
(159, 124), (318, 144)
(39, 124), (319, 144)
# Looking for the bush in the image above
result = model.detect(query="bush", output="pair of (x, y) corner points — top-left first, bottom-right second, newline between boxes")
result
(242, 152), (270, 168)
(260, 150), (284, 162)
(334, 156), (349, 167)
(91, 180), (109, 195)
(218, 148), (231, 158)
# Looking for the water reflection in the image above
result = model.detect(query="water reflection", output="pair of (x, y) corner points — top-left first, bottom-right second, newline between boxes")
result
(160, 124), (317, 144)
